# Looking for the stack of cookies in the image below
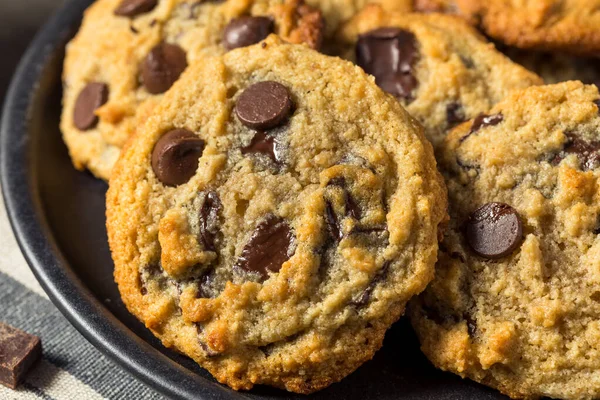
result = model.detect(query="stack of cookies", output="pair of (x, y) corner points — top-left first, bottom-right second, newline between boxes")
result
(60, 0), (600, 398)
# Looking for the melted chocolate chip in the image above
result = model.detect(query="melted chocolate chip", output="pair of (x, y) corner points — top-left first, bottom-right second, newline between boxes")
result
(467, 113), (503, 136)
(222, 16), (274, 50)
(553, 132), (600, 171)
(141, 42), (187, 94)
(446, 102), (465, 127)
(325, 200), (343, 242)
(356, 27), (419, 100)
(114, 0), (158, 17)
(236, 215), (294, 279)
(195, 270), (215, 298)
(327, 177), (361, 219)
(463, 312), (477, 336)
(465, 202), (523, 259)
(352, 261), (390, 307)
(235, 81), (293, 130)
(73, 82), (109, 130)
(241, 131), (282, 163)
(199, 192), (222, 251)
(151, 129), (205, 186)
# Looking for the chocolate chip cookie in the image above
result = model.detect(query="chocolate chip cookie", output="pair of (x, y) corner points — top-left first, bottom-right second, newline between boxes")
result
(410, 81), (600, 399)
(335, 5), (542, 148)
(61, 0), (324, 180)
(503, 47), (600, 87)
(106, 36), (447, 393)
(414, 0), (600, 56)
(305, 0), (412, 39)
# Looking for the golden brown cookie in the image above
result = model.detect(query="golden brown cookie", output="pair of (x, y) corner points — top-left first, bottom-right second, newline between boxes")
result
(335, 5), (542, 148)
(410, 81), (600, 400)
(107, 36), (446, 393)
(414, 0), (600, 56)
(61, 0), (324, 180)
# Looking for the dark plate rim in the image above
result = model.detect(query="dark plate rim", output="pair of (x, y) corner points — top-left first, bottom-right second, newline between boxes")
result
(0, 1), (246, 399)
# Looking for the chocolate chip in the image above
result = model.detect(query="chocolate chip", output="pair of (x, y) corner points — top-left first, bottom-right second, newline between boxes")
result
(195, 270), (216, 298)
(141, 42), (187, 94)
(114, 0), (158, 17)
(554, 132), (600, 171)
(352, 225), (387, 234)
(199, 192), (222, 251)
(446, 102), (465, 127)
(241, 131), (282, 163)
(356, 27), (419, 100)
(222, 16), (273, 50)
(73, 82), (109, 130)
(327, 177), (361, 219)
(463, 312), (477, 336)
(0, 323), (41, 389)
(235, 81), (293, 130)
(352, 261), (390, 307)
(151, 129), (205, 186)
(594, 99), (600, 113)
(325, 200), (343, 242)
(467, 113), (503, 136)
(465, 202), (523, 259)
(236, 214), (294, 279)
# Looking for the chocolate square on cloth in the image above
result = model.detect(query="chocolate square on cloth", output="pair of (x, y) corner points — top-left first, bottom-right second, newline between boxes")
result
(0, 322), (41, 389)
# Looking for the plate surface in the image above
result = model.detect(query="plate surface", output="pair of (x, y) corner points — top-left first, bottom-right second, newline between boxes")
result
(0, 1), (508, 399)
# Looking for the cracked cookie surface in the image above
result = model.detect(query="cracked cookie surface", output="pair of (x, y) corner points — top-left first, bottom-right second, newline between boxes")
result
(106, 36), (447, 393)
(410, 81), (600, 400)
(335, 5), (542, 149)
(61, 0), (323, 180)
(414, 0), (600, 56)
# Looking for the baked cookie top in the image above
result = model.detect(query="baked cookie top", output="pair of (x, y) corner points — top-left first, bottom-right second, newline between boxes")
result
(106, 36), (446, 393)
(305, 0), (412, 39)
(61, 0), (323, 180)
(410, 81), (600, 400)
(335, 5), (542, 149)
(414, 0), (600, 56)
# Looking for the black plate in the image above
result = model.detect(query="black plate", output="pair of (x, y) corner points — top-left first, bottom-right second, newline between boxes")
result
(0, 1), (508, 399)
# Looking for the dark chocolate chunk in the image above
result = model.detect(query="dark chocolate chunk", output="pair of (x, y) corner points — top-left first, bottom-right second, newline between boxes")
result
(141, 42), (188, 94)
(222, 16), (274, 50)
(0, 323), (42, 389)
(235, 81), (293, 130)
(352, 261), (390, 307)
(465, 113), (503, 138)
(199, 192), (222, 251)
(356, 27), (419, 100)
(446, 102), (465, 127)
(553, 132), (600, 171)
(151, 129), (205, 186)
(327, 177), (361, 219)
(465, 202), (523, 259)
(463, 312), (477, 336)
(235, 214), (294, 279)
(325, 200), (343, 242)
(114, 0), (158, 17)
(73, 82), (109, 131)
(241, 131), (282, 163)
